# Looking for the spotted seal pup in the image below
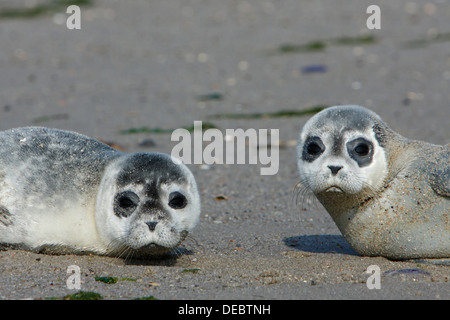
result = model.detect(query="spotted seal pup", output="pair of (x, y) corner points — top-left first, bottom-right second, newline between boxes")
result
(0, 127), (200, 257)
(297, 105), (449, 260)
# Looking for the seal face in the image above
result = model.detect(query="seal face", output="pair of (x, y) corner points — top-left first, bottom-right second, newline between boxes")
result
(297, 105), (449, 260)
(298, 106), (388, 196)
(96, 152), (200, 257)
(0, 127), (200, 257)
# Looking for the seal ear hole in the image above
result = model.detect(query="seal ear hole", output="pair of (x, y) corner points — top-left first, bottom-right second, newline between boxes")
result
(168, 191), (187, 209)
(114, 191), (139, 218)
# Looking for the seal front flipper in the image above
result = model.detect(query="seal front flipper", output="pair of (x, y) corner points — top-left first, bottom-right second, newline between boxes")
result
(428, 145), (450, 198)
(0, 205), (12, 226)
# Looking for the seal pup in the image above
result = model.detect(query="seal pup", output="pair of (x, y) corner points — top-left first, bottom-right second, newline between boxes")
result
(297, 105), (449, 260)
(0, 127), (200, 257)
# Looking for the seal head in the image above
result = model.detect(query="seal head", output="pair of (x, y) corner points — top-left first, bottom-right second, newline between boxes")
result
(96, 152), (201, 257)
(297, 105), (389, 199)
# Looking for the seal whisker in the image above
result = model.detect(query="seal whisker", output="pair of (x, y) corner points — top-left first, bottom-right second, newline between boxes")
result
(124, 247), (137, 261)
(106, 235), (130, 258)
(293, 178), (321, 211)
(183, 234), (205, 254)
(171, 247), (184, 258)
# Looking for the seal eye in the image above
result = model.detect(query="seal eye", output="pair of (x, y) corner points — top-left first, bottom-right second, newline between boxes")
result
(302, 136), (325, 162)
(347, 138), (374, 167)
(168, 191), (187, 209)
(114, 191), (139, 218)
(307, 142), (322, 155)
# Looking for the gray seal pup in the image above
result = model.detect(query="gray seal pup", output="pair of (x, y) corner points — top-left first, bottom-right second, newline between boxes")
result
(0, 127), (200, 258)
(297, 105), (449, 260)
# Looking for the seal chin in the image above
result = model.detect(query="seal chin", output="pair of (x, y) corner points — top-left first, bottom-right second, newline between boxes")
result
(325, 186), (344, 193)
(139, 243), (171, 254)
(141, 243), (163, 249)
(316, 183), (362, 195)
(127, 243), (174, 258)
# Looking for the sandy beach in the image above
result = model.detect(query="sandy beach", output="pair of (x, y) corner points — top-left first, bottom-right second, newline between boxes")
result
(0, 0), (448, 300)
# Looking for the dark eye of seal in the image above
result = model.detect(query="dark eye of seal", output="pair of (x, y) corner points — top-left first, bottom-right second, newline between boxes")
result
(307, 143), (322, 155)
(354, 143), (370, 156)
(347, 138), (374, 167)
(302, 136), (325, 162)
(114, 191), (139, 218)
(168, 191), (187, 209)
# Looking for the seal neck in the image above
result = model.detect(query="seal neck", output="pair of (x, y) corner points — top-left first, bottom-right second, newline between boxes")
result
(315, 191), (371, 215)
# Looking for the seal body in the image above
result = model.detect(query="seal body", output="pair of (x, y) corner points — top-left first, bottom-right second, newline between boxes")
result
(297, 105), (449, 260)
(0, 127), (200, 257)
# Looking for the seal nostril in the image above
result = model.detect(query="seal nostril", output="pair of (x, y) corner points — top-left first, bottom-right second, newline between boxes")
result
(146, 221), (158, 231)
(328, 165), (343, 175)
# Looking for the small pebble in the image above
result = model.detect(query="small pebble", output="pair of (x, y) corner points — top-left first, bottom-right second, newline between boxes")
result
(138, 138), (156, 148)
(301, 64), (328, 74)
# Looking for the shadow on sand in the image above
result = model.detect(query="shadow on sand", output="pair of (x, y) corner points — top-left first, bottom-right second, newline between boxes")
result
(123, 247), (194, 266)
(283, 234), (359, 256)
